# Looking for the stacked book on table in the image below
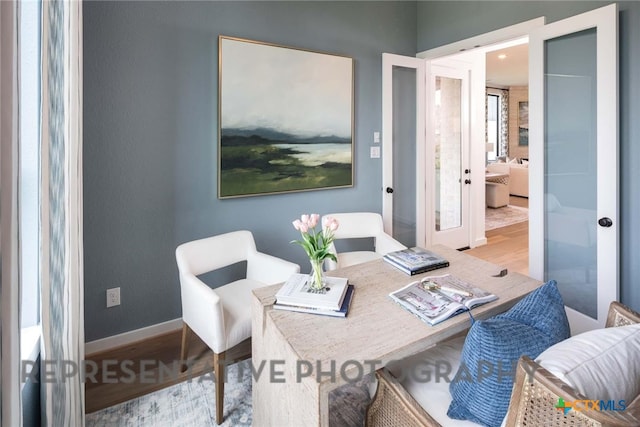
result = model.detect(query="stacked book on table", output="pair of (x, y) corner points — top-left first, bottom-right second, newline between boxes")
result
(383, 247), (450, 275)
(274, 273), (354, 317)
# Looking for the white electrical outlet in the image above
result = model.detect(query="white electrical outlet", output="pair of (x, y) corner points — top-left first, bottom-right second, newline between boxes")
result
(106, 287), (121, 308)
(373, 131), (380, 143)
(370, 146), (380, 158)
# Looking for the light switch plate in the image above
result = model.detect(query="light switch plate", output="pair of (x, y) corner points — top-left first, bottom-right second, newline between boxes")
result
(370, 146), (381, 158)
(373, 132), (380, 143)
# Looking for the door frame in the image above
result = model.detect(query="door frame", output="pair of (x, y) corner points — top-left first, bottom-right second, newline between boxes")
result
(417, 7), (619, 332)
(418, 18), (544, 249)
(417, 18), (546, 60)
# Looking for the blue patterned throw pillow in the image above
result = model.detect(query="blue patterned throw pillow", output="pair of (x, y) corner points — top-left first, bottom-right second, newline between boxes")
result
(447, 280), (570, 427)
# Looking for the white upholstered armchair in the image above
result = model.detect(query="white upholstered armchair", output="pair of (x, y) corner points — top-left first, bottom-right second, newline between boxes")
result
(175, 230), (299, 424)
(322, 212), (406, 271)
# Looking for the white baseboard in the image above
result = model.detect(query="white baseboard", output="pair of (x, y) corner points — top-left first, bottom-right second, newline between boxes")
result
(471, 237), (488, 248)
(85, 317), (183, 356)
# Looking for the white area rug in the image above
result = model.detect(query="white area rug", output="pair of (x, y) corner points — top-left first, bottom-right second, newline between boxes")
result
(86, 359), (372, 427)
(485, 205), (529, 231)
(86, 361), (252, 427)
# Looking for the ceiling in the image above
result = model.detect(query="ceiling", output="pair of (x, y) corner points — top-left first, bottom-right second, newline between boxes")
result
(486, 43), (528, 87)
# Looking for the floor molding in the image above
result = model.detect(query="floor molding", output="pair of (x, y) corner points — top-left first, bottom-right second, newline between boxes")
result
(85, 318), (182, 356)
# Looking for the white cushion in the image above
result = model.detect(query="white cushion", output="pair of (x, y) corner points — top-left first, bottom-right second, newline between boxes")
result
(336, 251), (381, 268)
(214, 278), (266, 350)
(536, 323), (640, 403)
(508, 165), (528, 197)
(486, 163), (510, 175)
(386, 336), (484, 427)
(509, 163), (528, 169)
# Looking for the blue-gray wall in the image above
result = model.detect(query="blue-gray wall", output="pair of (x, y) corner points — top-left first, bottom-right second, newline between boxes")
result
(84, 0), (640, 341)
(417, 0), (640, 311)
(83, 1), (417, 340)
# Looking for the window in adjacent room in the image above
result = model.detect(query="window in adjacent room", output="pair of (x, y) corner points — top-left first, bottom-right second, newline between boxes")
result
(19, 0), (42, 366)
(486, 93), (501, 162)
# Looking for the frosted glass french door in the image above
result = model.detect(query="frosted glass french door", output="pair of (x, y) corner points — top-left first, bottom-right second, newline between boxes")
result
(529, 4), (618, 333)
(382, 54), (426, 247)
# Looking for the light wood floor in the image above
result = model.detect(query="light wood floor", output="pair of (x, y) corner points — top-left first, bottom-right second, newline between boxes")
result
(466, 220), (528, 275)
(86, 199), (529, 414)
(466, 196), (529, 276)
(507, 195), (529, 209)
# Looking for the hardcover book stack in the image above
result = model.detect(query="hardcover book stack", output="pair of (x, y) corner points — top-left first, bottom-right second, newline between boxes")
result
(274, 273), (354, 317)
(383, 247), (450, 275)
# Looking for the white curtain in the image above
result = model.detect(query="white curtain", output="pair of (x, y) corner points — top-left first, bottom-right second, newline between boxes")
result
(40, 0), (85, 425)
(1, 1), (22, 426)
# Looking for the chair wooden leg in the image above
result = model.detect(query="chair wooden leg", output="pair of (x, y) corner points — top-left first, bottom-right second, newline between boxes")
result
(180, 323), (191, 372)
(213, 351), (226, 425)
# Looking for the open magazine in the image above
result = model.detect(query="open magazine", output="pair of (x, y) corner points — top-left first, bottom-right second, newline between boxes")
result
(389, 274), (498, 326)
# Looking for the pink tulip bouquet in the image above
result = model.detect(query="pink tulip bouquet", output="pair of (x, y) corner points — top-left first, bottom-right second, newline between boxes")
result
(292, 214), (339, 290)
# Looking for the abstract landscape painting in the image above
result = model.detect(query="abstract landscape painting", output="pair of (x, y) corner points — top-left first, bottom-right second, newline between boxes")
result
(218, 36), (354, 198)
